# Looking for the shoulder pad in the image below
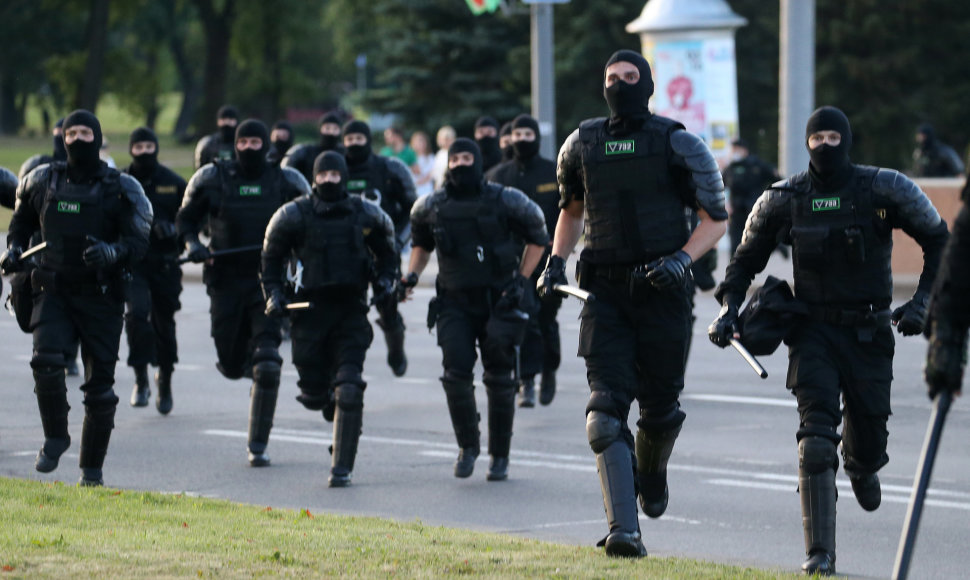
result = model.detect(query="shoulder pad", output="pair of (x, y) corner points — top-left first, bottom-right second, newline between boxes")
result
(384, 156), (413, 179)
(187, 163), (221, 190)
(118, 172), (146, 198)
(872, 167), (942, 231)
(669, 130), (717, 172)
(18, 154), (50, 180)
(21, 163), (54, 194)
(281, 166), (311, 196)
(578, 117), (607, 134)
(410, 190), (440, 222)
(770, 171), (810, 193)
(1, 166), (16, 189)
(647, 114), (686, 134)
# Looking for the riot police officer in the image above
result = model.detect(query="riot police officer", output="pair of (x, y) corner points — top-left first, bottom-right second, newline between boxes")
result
(19, 118), (66, 180)
(1, 109), (152, 487)
(499, 121), (514, 164)
(474, 116), (503, 173)
(262, 151), (397, 487)
(486, 114), (562, 408)
(177, 119), (311, 467)
(194, 105), (240, 170)
(926, 189), (970, 399)
(723, 138), (780, 255)
(266, 121), (294, 168)
(911, 123), (964, 178)
(709, 106), (949, 576)
(537, 50), (727, 558)
(123, 127), (187, 414)
(342, 119), (417, 377)
(0, 166), (16, 209)
(281, 112), (345, 184)
(406, 138), (548, 482)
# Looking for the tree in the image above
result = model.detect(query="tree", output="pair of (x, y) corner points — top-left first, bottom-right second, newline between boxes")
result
(74, 0), (111, 111)
(192, 0), (236, 135)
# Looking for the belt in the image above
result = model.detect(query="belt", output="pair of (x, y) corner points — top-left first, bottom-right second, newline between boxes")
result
(589, 263), (640, 284)
(808, 305), (891, 327)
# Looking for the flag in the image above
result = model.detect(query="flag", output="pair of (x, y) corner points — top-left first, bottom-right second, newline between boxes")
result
(465, 0), (501, 15)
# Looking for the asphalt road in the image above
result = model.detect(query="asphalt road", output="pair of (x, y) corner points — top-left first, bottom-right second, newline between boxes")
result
(0, 251), (967, 579)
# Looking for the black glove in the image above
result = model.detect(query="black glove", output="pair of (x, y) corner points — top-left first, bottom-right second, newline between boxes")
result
(645, 250), (692, 290)
(82, 236), (123, 268)
(497, 272), (527, 311)
(185, 238), (211, 263)
(151, 220), (177, 241)
(536, 255), (567, 301)
(708, 299), (740, 348)
(265, 290), (288, 317)
(372, 275), (396, 308)
(0, 245), (24, 274)
(397, 271), (419, 302)
(891, 290), (930, 336)
(925, 320), (967, 399)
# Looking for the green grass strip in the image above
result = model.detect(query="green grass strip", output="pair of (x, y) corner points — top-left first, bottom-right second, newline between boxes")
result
(0, 477), (797, 579)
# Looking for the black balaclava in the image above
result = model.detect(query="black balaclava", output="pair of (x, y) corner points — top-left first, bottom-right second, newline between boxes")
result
(603, 49), (654, 125)
(511, 114), (541, 162)
(917, 123), (936, 150)
(234, 119), (270, 178)
(62, 109), (103, 181)
(312, 150), (349, 203)
(52, 118), (67, 161)
(445, 138), (484, 196)
(128, 126), (159, 180)
(271, 120), (294, 156)
(805, 106), (853, 192)
(343, 120), (372, 165)
(475, 116), (502, 170)
(217, 105), (240, 143)
(319, 113), (343, 151)
(500, 121), (514, 162)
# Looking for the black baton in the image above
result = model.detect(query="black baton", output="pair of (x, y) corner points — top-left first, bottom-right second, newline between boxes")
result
(729, 338), (768, 379)
(19, 241), (48, 261)
(553, 284), (595, 303)
(177, 244), (262, 265)
(285, 302), (313, 311)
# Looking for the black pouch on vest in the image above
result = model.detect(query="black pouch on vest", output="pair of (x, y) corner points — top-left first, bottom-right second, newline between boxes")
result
(7, 269), (34, 333)
(427, 296), (441, 330)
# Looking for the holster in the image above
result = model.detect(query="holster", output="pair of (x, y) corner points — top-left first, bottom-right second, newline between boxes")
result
(8, 268), (35, 333)
(427, 296), (442, 330)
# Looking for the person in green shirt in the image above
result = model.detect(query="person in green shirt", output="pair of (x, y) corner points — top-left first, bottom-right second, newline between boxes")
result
(380, 126), (417, 167)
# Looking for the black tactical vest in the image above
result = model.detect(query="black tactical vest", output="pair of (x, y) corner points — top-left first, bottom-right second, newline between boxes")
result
(578, 116), (689, 264)
(347, 156), (403, 223)
(788, 166), (893, 308)
(39, 164), (121, 279)
(432, 185), (519, 291)
(294, 198), (371, 291)
(209, 162), (283, 255)
(142, 167), (182, 255)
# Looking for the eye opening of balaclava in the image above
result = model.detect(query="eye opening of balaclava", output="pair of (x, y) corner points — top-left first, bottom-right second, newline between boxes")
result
(805, 106), (852, 190)
(318, 112), (343, 151)
(271, 120), (294, 155)
(234, 118), (269, 178)
(217, 105), (240, 142)
(312, 150), (349, 202)
(62, 109), (103, 178)
(500, 121), (514, 162)
(343, 120), (372, 165)
(474, 116), (502, 169)
(603, 49), (654, 122)
(511, 114), (541, 162)
(445, 137), (484, 196)
(128, 126), (159, 180)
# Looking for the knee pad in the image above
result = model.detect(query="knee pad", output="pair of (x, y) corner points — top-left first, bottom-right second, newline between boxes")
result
(442, 369), (474, 393)
(33, 366), (66, 393)
(585, 390), (620, 416)
(83, 388), (120, 414)
(253, 360), (281, 387)
(334, 365), (365, 389)
(638, 403), (687, 433)
(586, 410), (622, 454)
(252, 345), (282, 365)
(799, 436), (838, 474)
(796, 420), (840, 443)
(483, 373), (515, 393)
(31, 351), (65, 371)
(334, 383), (364, 411)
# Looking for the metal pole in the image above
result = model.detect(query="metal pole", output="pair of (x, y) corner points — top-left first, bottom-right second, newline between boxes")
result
(779, 0), (814, 176)
(531, 3), (557, 160)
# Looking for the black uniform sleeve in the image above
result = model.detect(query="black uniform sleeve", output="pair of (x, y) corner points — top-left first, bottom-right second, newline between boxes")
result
(362, 200), (398, 280)
(118, 173), (153, 264)
(941, 145), (965, 177)
(7, 165), (49, 249)
(557, 128), (584, 209)
(669, 129), (728, 221)
(280, 144), (314, 182)
(715, 187), (793, 305)
(0, 167), (17, 209)
(500, 186), (550, 246)
(176, 164), (220, 242)
(18, 155), (48, 181)
(931, 203), (970, 329)
(873, 169), (949, 294)
(194, 135), (215, 170)
(280, 166), (312, 201)
(385, 157), (418, 229)
(409, 191), (438, 251)
(261, 201), (303, 299)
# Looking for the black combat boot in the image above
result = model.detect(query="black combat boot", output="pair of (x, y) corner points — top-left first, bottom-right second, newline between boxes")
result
(486, 379), (516, 481)
(155, 367), (173, 415)
(443, 374), (480, 478)
(329, 384), (364, 488)
(597, 441), (647, 558)
(635, 424), (682, 518)
(33, 367), (71, 473)
(848, 472), (881, 512)
(247, 386), (278, 467)
(798, 437), (837, 576)
(130, 365), (150, 407)
(78, 403), (116, 488)
(378, 317), (407, 377)
(539, 371), (556, 406)
(517, 377), (536, 408)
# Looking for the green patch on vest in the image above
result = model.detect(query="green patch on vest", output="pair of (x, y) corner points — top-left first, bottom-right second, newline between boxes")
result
(347, 180), (367, 191)
(605, 140), (635, 155)
(812, 197), (840, 212)
(57, 201), (80, 214)
(239, 185), (262, 196)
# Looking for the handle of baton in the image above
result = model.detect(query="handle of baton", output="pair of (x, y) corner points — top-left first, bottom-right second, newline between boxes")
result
(730, 338), (768, 379)
(553, 284), (595, 304)
(285, 302), (313, 311)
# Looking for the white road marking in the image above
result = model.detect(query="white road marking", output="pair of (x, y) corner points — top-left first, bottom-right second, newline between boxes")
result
(706, 479), (970, 511)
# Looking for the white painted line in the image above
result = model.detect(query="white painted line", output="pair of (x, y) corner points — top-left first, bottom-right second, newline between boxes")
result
(419, 450), (594, 472)
(707, 479), (970, 510)
(683, 394), (797, 408)
(394, 378), (435, 385)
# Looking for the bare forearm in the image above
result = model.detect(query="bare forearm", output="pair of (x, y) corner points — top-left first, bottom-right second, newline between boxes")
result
(520, 244), (545, 277)
(408, 247), (432, 278)
(683, 209), (726, 261)
(552, 202), (584, 259)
